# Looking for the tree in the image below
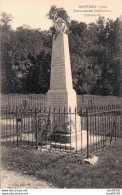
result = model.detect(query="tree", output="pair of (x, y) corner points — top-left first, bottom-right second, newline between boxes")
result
(1, 9), (121, 96)
(92, 17), (122, 95)
(46, 5), (70, 25)
(68, 20), (101, 94)
(0, 12), (13, 29)
(9, 27), (52, 93)
(1, 12), (52, 94)
(0, 12), (14, 93)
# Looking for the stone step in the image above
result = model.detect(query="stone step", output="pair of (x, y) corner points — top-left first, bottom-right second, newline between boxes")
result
(49, 130), (102, 151)
(49, 131), (82, 144)
(50, 133), (71, 143)
(50, 142), (75, 150)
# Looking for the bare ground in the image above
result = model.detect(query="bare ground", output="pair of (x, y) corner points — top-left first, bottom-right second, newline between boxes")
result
(1, 168), (56, 189)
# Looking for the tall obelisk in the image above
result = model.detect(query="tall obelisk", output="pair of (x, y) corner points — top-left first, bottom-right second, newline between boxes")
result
(47, 17), (77, 111)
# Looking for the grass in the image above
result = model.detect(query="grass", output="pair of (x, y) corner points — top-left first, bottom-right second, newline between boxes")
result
(1, 139), (122, 188)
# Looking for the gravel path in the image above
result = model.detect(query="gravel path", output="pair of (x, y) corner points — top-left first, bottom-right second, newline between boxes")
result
(1, 168), (56, 189)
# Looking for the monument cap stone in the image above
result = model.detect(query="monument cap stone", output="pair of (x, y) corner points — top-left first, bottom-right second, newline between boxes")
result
(54, 17), (67, 33)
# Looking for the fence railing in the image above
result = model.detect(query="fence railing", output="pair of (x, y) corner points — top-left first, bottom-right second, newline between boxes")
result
(1, 94), (122, 108)
(1, 104), (122, 158)
(1, 94), (47, 108)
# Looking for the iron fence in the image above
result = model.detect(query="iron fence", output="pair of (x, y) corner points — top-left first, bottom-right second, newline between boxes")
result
(1, 104), (122, 158)
(1, 94), (46, 108)
(1, 94), (122, 108)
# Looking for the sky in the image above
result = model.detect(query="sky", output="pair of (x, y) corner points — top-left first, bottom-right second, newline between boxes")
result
(1, 0), (122, 30)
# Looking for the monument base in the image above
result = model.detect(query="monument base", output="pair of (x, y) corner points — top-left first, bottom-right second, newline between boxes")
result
(46, 89), (77, 111)
(47, 89), (81, 145)
(48, 112), (82, 150)
(49, 131), (82, 150)
(49, 113), (81, 133)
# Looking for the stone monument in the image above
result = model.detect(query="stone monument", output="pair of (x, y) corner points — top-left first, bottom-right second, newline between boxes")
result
(47, 18), (81, 148)
(47, 17), (77, 111)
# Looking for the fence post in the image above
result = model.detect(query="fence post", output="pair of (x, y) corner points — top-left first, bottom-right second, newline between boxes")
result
(35, 107), (38, 149)
(16, 106), (19, 147)
(86, 107), (89, 158)
(75, 106), (77, 153)
(80, 107), (82, 155)
(114, 107), (117, 143)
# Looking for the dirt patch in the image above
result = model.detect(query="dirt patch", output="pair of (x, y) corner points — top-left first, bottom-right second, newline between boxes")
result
(1, 168), (56, 189)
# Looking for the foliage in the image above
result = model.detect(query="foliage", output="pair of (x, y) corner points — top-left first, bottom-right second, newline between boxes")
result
(0, 9), (122, 96)
(46, 5), (70, 25)
(1, 13), (52, 94)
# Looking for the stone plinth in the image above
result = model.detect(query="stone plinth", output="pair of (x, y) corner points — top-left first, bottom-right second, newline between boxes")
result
(47, 89), (77, 111)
